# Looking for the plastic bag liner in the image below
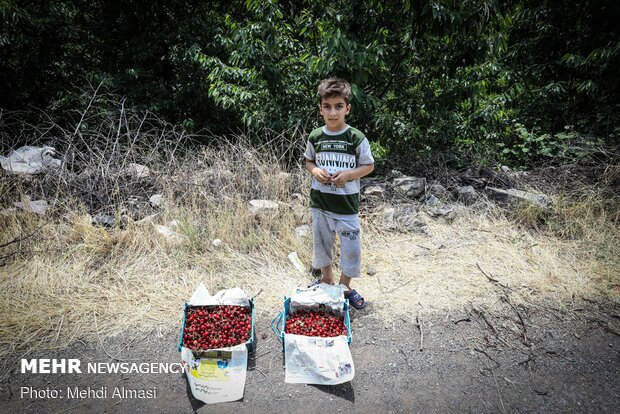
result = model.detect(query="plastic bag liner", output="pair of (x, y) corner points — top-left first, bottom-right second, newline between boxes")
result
(272, 283), (355, 385)
(0, 146), (61, 174)
(178, 283), (254, 404)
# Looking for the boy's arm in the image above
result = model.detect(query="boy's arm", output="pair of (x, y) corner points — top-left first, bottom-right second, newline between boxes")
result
(305, 159), (331, 184)
(330, 164), (374, 186)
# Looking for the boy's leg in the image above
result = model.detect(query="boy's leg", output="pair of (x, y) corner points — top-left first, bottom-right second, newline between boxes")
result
(312, 210), (336, 284)
(336, 216), (362, 290)
(339, 273), (353, 290)
(336, 216), (366, 309)
(321, 264), (334, 284)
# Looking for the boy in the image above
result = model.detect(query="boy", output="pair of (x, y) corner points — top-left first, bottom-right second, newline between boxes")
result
(304, 77), (374, 310)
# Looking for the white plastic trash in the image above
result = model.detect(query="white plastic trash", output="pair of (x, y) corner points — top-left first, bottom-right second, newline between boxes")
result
(288, 252), (305, 273)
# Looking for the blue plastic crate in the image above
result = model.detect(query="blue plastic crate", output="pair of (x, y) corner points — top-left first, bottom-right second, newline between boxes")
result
(271, 296), (352, 352)
(177, 299), (255, 353)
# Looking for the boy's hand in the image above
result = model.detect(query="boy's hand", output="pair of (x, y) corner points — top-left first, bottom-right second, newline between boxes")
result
(330, 170), (351, 186)
(312, 167), (331, 184)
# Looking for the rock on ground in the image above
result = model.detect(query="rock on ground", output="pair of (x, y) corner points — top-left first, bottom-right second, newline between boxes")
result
(486, 187), (552, 208)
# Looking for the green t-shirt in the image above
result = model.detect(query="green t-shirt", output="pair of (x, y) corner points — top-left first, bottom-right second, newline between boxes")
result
(304, 125), (374, 215)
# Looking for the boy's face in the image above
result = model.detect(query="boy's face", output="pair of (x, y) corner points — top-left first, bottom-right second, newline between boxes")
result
(320, 95), (351, 132)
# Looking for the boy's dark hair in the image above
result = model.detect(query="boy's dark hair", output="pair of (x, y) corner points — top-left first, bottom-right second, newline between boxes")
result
(317, 78), (351, 104)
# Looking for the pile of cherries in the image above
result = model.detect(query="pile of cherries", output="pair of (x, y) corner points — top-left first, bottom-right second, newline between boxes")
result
(285, 310), (347, 337)
(182, 305), (252, 350)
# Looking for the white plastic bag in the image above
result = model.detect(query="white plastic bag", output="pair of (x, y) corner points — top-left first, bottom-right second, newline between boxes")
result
(0, 146), (61, 174)
(290, 283), (346, 314)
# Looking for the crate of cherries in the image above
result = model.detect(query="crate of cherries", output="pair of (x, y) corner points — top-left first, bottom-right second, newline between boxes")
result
(285, 310), (348, 337)
(180, 305), (254, 351)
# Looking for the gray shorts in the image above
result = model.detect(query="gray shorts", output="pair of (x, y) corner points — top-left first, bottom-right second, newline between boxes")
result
(311, 209), (362, 278)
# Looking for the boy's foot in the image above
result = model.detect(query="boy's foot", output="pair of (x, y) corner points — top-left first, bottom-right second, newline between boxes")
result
(344, 289), (366, 310)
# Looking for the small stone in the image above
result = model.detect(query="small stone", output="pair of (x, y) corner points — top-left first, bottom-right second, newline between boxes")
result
(149, 194), (164, 207)
(486, 187), (551, 208)
(295, 224), (311, 238)
(248, 199), (279, 216)
(212, 239), (223, 247)
(364, 185), (386, 196)
(92, 214), (115, 228)
(425, 194), (439, 206)
(429, 183), (448, 196)
(393, 176), (426, 197)
(366, 266), (377, 276)
(455, 186), (477, 204)
(125, 162), (150, 178)
(432, 205), (454, 217)
(155, 225), (184, 242)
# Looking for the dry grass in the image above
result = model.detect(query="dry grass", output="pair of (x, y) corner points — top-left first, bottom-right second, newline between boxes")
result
(0, 103), (618, 365)
(0, 118), (315, 360)
(361, 208), (617, 314)
(2, 175), (618, 362)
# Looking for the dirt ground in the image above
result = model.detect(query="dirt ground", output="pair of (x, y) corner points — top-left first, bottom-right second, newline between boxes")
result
(1, 298), (619, 414)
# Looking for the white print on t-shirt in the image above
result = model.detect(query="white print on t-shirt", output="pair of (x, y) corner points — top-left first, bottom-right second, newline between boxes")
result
(315, 152), (356, 175)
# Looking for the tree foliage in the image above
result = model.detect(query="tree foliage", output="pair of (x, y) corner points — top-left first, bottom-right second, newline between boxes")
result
(1, 0), (618, 166)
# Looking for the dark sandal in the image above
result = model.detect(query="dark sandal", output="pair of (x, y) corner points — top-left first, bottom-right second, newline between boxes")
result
(345, 289), (366, 310)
